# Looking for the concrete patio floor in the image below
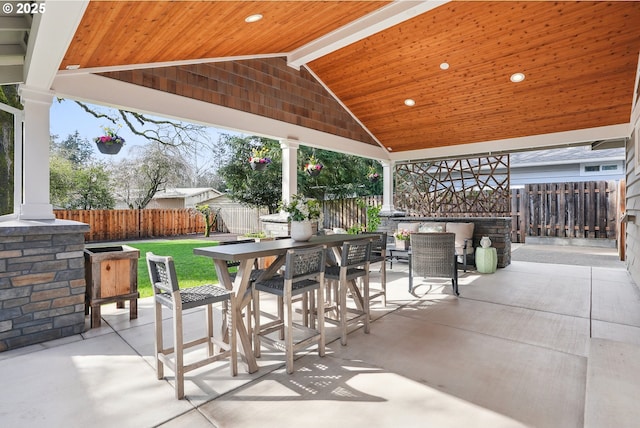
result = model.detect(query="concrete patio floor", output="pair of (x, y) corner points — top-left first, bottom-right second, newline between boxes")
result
(1, 244), (640, 427)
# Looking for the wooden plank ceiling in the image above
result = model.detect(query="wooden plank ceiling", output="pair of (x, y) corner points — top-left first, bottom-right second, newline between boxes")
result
(61, 1), (640, 155)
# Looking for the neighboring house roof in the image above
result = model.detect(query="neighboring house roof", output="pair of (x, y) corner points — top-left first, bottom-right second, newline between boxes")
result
(153, 188), (224, 200)
(510, 146), (624, 168)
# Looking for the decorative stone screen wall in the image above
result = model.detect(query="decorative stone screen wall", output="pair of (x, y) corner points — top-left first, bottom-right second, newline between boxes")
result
(395, 156), (510, 217)
(0, 220), (89, 351)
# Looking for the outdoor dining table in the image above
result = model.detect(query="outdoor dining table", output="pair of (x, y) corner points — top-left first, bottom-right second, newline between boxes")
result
(193, 233), (378, 374)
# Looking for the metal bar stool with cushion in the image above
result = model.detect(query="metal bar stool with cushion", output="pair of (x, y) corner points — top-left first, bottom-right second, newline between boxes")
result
(146, 252), (237, 399)
(252, 245), (326, 374)
(324, 239), (372, 346)
(408, 233), (459, 296)
(368, 232), (387, 307)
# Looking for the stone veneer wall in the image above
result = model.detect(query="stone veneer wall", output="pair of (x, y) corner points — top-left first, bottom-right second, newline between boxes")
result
(378, 216), (512, 268)
(0, 220), (90, 352)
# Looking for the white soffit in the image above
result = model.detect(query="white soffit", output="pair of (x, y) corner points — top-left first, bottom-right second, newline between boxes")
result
(390, 123), (631, 162)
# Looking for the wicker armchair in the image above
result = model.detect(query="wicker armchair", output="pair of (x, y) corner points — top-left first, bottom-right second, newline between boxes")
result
(146, 252), (237, 399)
(408, 233), (459, 296)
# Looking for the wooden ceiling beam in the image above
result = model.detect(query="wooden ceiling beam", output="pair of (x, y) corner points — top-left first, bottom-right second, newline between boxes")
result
(287, 0), (447, 69)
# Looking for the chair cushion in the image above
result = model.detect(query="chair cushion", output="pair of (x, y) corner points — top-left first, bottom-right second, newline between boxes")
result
(418, 222), (445, 233)
(445, 222), (475, 255)
(397, 222), (420, 233)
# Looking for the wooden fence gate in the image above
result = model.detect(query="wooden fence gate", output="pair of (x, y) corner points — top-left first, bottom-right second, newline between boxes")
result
(510, 180), (621, 243)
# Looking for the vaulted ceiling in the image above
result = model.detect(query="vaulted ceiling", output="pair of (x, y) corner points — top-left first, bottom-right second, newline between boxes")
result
(17, 1), (640, 160)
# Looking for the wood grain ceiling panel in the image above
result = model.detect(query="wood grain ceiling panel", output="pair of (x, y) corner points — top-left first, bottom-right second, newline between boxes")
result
(61, 1), (388, 70)
(308, 1), (640, 152)
(59, 1), (640, 155)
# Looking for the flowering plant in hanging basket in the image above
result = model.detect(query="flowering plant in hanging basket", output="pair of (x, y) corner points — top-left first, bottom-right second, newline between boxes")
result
(367, 165), (380, 182)
(249, 147), (271, 170)
(94, 127), (125, 154)
(304, 155), (323, 176)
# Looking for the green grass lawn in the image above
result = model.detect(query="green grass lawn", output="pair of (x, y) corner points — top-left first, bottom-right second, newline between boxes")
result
(128, 239), (222, 298)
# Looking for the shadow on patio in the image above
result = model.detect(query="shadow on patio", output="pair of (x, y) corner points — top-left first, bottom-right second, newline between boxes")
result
(1, 245), (639, 428)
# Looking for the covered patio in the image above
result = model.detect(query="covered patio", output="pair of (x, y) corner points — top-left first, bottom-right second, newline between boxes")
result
(1, 2), (640, 425)
(1, 244), (639, 428)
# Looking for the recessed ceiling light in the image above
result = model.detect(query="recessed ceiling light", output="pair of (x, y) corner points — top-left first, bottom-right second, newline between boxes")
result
(245, 14), (263, 23)
(510, 72), (525, 83)
(440, 62), (450, 70)
(65, 64), (80, 70)
(404, 99), (416, 107)
(387, 147), (393, 151)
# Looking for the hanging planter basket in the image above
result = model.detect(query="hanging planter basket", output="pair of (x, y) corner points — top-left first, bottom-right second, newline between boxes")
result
(94, 128), (125, 155)
(249, 147), (271, 171)
(367, 174), (380, 183)
(96, 143), (123, 155)
(304, 154), (323, 177)
(251, 162), (268, 171)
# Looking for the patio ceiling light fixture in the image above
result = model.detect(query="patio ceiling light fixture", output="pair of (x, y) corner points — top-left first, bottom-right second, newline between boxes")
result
(245, 14), (263, 23)
(404, 99), (416, 107)
(66, 64), (80, 70)
(440, 62), (450, 70)
(510, 72), (525, 83)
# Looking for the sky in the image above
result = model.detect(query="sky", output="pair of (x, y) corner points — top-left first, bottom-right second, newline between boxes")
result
(49, 98), (241, 160)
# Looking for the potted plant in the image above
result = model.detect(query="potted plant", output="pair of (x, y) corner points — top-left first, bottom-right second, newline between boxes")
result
(94, 127), (125, 155)
(394, 229), (411, 250)
(281, 194), (322, 241)
(304, 154), (323, 177)
(249, 146), (271, 171)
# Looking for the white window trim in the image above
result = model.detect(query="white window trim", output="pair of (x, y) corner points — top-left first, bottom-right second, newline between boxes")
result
(0, 102), (23, 221)
(581, 161), (621, 177)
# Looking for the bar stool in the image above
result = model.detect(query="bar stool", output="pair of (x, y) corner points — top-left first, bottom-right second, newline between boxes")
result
(252, 245), (327, 374)
(146, 252), (237, 399)
(368, 232), (387, 307)
(324, 239), (372, 346)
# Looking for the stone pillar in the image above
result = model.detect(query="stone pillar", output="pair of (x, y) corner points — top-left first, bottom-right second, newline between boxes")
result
(18, 86), (55, 220)
(280, 139), (299, 203)
(0, 220), (90, 351)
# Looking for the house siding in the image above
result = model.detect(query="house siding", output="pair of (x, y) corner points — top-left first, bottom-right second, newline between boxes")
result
(626, 122), (640, 284)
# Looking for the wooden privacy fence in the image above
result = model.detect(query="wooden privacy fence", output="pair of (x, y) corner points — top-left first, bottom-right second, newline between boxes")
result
(321, 180), (622, 243)
(56, 180), (621, 243)
(54, 209), (207, 242)
(322, 195), (382, 230)
(511, 181), (621, 243)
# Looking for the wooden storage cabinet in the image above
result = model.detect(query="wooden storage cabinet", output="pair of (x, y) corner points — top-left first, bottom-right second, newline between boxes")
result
(84, 245), (140, 328)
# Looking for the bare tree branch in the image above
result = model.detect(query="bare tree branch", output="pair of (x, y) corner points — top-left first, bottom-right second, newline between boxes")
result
(74, 100), (208, 147)
(75, 101), (118, 125)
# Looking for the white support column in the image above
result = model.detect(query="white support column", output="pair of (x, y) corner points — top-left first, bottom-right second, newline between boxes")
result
(19, 85), (54, 220)
(380, 160), (396, 215)
(280, 139), (299, 203)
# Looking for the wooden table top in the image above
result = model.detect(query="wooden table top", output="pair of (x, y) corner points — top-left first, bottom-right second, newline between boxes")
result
(194, 233), (379, 261)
